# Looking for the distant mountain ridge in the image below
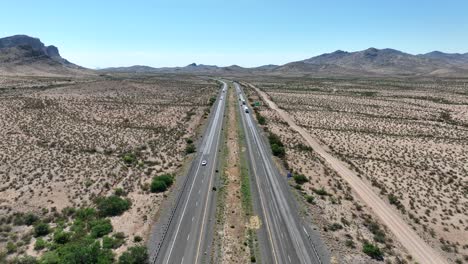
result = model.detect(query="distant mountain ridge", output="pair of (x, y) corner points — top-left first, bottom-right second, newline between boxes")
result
(101, 48), (468, 77)
(1, 34), (467, 77)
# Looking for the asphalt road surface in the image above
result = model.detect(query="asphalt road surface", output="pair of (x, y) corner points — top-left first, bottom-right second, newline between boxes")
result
(235, 82), (328, 264)
(153, 81), (227, 264)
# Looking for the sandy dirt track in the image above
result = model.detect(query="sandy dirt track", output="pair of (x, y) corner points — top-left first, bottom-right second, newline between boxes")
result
(247, 83), (448, 264)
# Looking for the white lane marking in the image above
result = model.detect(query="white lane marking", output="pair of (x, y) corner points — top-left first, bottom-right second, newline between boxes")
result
(192, 216), (194, 222)
(288, 255), (292, 263)
(196, 201), (198, 207)
(303, 226), (309, 237)
(187, 234), (190, 240)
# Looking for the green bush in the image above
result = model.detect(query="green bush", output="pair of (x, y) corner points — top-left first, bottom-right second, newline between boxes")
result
(75, 207), (97, 222)
(34, 238), (46, 250)
(185, 144), (196, 154)
(133, 235), (143, 243)
(34, 223), (50, 237)
(362, 242), (384, 260)
(56, 239), (114, 264)
(209, 97), (216, 106)
(328, 223), (343, 231)
(313, 188), (329, 196)
(24, 213), (39, 226)
(10, 255), (38, 264)
(53, 230), (71, 244)
(118, 246), (148, 264)
(102, 236), (122, 249)
(293, 174), (308, 184)
(271, 143), (285, 157)
(122, 153), (137, 164)
(150, 180), (167, 193)
(154, 174), (174, 187)
(90, 219), (113, 238)
(305, 195), (315, 204)
(6, 241), (17, 254)
(256, 112), (266, 125)
(95, 196), (131, 217)
(268, 133), (284, 147)
(39, 251), (60, 264)
(186, 138), (193, 144)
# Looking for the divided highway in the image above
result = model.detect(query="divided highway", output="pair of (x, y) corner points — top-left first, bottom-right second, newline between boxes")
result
(153, 81), (227, 264)
(235, 82), (328, 264)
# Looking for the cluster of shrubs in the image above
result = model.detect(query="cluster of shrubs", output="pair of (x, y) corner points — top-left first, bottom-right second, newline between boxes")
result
(151, 174), (174, 193)
(0, 193), (147, 264)
(185, 138), (196, 154)
(268, 133), (285, 158)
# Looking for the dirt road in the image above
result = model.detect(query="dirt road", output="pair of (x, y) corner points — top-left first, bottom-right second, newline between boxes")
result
(247, 83), (448, 264)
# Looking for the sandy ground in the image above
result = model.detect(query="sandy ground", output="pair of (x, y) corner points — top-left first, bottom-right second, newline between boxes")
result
(0, 75), (217, 258)
(248, 82), (449, 264)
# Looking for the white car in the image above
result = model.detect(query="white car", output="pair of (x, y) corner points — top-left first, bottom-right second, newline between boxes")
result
(201, 160), (207, 166)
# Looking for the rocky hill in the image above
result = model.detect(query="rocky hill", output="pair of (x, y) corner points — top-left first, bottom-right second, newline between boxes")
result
(0, 35), (91, 76)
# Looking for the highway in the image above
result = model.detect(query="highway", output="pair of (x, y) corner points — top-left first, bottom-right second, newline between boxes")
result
(234, 82), (328, 264)
(152, 81), (227, 264)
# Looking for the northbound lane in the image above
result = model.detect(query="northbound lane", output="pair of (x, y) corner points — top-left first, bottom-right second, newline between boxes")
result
(152, 81), (227, 264)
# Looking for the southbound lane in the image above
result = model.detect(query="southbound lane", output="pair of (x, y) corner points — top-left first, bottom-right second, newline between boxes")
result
(154, 81), (227, 264)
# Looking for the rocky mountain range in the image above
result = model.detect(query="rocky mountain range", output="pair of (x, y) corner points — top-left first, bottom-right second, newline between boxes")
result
(102, 48), (468, 77)
(1, 35), (467, 77)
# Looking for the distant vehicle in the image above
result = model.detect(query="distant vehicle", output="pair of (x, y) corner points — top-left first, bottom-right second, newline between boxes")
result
(244, 106), (249, 113)
(241, 99), (246, 105)
(201, 160), (207, 166)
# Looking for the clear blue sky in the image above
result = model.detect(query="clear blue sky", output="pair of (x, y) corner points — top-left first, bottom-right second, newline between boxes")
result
(2, 0), (467, 68)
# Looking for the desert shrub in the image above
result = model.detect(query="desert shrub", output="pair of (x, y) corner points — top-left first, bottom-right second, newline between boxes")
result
(39, 252), (60, 264)
(24, 213), (40, 226)
(328, 223), (343, 231)
(56, 239), (114, 264)
(305, 195), (315, 204)
(313, 188), (329, 196)
(34, 223), (50, 237)
(53, 230), (71, 244)
(362, 242), (384, 260)
(271, 144), (285, 157)
(150, 180), (167, 193)
(185, 144), (196, 154)
(209, 97), (216, 106)
(34, 238), (47, 250)
(268, 133), (283, 147)
(122, 153), (137, 164)
(256, 112), (266, 125)
(102, 236), (121, 249)
(114, 188), (125, 196)
(345, 239), (355, 248)
(186, 138), (193, 144)
(293, 174), (308, 184)
(95, 196), (131, 217)
(90, 219), (113, 238)
(10, 255), (38, 264)
(154, 174), (174, 187)
(133, 235), (143, 243)
(118, 246), (148, 264)
(6, 241), (17, 254)
(75, 207), (97, 221)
